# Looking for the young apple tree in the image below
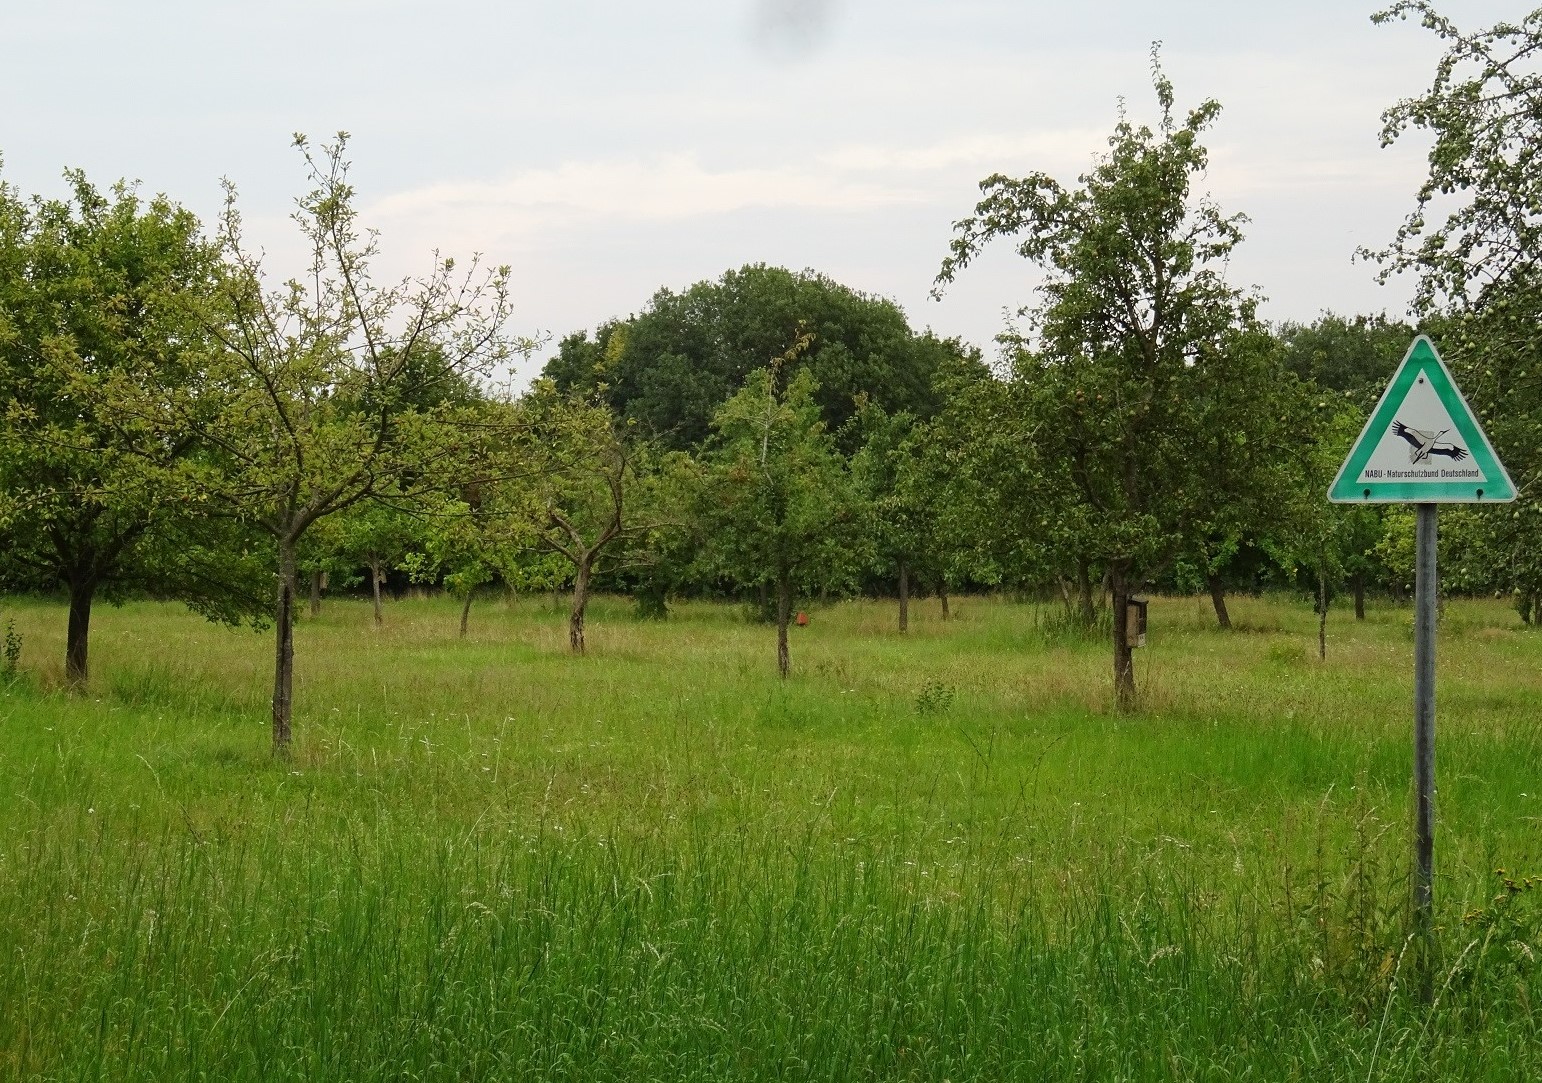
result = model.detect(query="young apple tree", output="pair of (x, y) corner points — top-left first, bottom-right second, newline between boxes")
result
(698, 349), (866, 678)
(515, 382), (643, 654)
(180, 135), (522, 753)
(851, 406), (944, 632)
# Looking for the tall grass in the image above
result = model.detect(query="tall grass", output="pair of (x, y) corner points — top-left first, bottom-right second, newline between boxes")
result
(0, 592), (1539, 1079)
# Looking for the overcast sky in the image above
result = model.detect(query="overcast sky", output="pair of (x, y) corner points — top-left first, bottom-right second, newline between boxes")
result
(0, 1), (1517, 380)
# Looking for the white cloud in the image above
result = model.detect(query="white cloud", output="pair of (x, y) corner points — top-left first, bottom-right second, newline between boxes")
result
(1202, 140), (1426, 201)
(816, 130), (1107, 174)
(357, 132), (1121, 266)
(365, 153), (927, 239)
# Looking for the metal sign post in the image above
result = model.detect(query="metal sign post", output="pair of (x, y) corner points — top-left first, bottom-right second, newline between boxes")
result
(1329, 336), (1515, 996)
(1413, 503), (1437, 983)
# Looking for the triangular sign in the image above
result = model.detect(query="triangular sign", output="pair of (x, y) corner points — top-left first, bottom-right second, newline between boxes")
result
(1329, 336), (1515, 504)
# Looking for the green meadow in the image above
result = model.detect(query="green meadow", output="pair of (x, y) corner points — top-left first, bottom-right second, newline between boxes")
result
(1, 593), (1539, 1081)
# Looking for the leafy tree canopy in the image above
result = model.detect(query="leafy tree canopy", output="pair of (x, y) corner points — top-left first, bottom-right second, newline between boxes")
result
(1274, 311), (1417, 406)
(543, 264), (981, 453)
(1371, 3), (1542, 619)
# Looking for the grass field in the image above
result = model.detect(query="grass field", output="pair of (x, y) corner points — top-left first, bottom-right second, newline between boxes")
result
(1, 591), (1539, 1080)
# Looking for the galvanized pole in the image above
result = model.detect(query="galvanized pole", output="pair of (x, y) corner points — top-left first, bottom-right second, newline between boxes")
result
(1413, 502), (1438, 992)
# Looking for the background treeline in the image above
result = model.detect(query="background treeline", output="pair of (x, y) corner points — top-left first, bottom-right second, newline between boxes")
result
(3, 9), (1541, 748)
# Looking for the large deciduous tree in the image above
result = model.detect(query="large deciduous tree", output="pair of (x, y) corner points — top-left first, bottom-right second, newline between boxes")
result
(919, 366), (1069, 614)
(0, 169), (266, 685)
(934, 55), (1260, 709)
(544, 265), (972, 453)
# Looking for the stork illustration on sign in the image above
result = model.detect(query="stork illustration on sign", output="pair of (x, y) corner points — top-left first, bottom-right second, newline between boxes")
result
(1391, 421), (1467, 464)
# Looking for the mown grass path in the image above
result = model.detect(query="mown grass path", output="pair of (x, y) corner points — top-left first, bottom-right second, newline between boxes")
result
(2, 594), (1539, 1080)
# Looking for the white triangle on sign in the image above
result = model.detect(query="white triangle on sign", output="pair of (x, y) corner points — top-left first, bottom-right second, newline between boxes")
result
(1354, 372), (1487, 486)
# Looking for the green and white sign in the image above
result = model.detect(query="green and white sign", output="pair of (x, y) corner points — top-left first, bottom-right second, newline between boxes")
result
(1329, 335), (1515, 504)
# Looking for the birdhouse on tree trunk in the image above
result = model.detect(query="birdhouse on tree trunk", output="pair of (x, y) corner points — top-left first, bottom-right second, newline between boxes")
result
(1126, 597), (1148, 648)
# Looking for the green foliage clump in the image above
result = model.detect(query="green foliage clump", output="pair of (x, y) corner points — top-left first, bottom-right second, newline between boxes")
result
(1454, 870), (1542, 987)
(1, 618), (19, 675)
(913, 678), (955, 715)
(0, 168), (269, 685)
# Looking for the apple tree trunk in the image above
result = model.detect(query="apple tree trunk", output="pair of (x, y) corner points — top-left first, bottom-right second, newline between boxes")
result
(272, 541), (299, 755)
(1207, 573), (1231, 630)
(370, 560), (384, 628)
(570, 559), (593, 654)
(65, 574), (97, 688)
(776, 571), (791, 679)
(1110, 564), (1135, 712)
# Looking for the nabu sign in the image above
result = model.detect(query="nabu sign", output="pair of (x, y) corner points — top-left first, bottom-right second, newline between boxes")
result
(1329, 336), (1514, 504)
